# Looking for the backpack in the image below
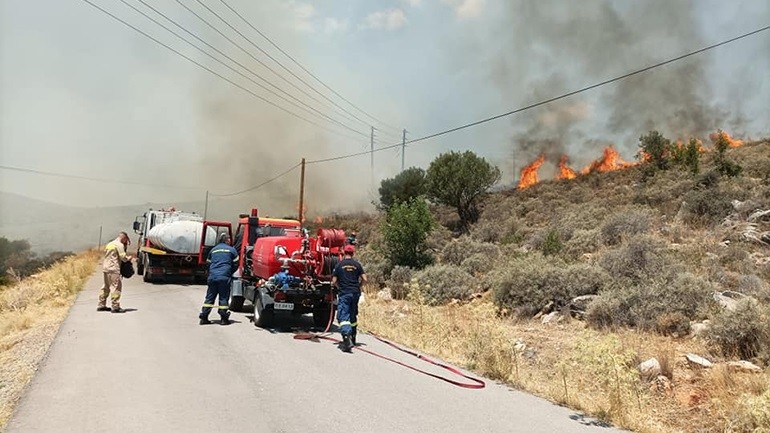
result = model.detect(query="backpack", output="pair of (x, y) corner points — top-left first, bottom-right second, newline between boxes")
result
(120, 260), (135, 279)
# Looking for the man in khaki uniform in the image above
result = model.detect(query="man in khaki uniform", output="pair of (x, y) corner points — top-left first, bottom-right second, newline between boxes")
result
(98, 232), (132, 313)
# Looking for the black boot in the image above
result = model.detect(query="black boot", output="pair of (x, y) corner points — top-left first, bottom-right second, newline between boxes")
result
(199, 316), (211, 325)
(351, 332), (357, 346)
(341, 335), (353, 352)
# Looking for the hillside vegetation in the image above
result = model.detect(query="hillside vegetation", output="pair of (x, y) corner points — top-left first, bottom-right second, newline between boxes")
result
(322, 138), (770, 433)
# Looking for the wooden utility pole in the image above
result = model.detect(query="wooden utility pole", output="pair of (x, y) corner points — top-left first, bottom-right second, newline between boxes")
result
(203, 190), (209, 220)
(298, 158), (306, 224)
(370, 126), (374, 187)
(97, 225), (103, 250)
(401, 129), (406, 171)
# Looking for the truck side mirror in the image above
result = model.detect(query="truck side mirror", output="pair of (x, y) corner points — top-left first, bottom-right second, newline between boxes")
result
(132, 221), (141, 232)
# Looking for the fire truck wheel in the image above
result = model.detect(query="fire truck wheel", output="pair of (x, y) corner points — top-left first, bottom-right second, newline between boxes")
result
(229, 295), (244, 312)
(253, 296), (274, 328)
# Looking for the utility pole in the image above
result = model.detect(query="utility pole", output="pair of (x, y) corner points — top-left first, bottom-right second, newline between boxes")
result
(401, 129), (406, 171)
(97, 225), (103, 250)
(298, 158), (306, 224)
(203, 190), (209, 221)
(370, 126), (374, 187)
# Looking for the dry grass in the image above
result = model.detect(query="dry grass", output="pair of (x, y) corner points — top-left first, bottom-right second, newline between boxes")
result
(0, 250), (99, 431)
(360, 291), (770, 433)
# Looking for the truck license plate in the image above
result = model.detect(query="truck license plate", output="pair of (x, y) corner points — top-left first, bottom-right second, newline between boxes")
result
(274, 302), (294, 311)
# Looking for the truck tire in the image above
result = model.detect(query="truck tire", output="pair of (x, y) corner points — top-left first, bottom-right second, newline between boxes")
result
(313, 303), (333, 329)
(230, 295), (245, 312)
(253, 295), (274, 328)
(137, 255), (144, 276)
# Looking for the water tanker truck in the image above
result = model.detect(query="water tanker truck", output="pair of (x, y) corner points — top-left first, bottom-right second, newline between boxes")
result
(133, 208), (232, 283)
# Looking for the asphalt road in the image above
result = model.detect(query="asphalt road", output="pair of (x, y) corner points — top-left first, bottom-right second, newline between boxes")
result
(7, 271), (626, 433)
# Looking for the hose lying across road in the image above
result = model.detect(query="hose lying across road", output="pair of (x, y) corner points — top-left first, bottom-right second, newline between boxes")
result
(293, 301), (486, 389)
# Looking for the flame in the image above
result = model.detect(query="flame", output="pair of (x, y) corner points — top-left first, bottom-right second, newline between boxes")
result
(518, 155), (546, 190)
(556, 155), (578, 180)
(709, 130), (743, 148)
(581, 146), (635, 175)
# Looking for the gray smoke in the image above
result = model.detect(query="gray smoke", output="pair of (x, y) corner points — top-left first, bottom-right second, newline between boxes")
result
(495, 0), (755, 175)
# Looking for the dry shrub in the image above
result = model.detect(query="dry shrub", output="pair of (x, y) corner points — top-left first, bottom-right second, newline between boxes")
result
(356, 245), (391, 291)
(386, 266), (412, 299)
(423, 224), (453, 256)
(490, 254), (609, 316)
(469, 217), (511, 243)
(598, 236), (666, 283)
(600, 208), (653, 246)
(440, 236), (500, 266)
(705, 299), (770, 363)
(586, 273), (715, 332)
(460, 253), (488, 276)
(682, 188), (733, 227)
(412, 265), (474, 305)
(562, 229), (601, 260)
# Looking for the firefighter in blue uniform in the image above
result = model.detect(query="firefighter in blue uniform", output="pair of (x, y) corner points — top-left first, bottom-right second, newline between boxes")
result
(199, 233), (239, 325)
(332, 244), (367, 352)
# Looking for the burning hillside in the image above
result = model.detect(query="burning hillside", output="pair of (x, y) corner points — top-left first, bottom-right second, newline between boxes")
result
(517, 130), (746, 190)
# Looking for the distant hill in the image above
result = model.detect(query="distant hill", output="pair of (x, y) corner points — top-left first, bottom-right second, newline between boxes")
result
(0, 193), (206, 253)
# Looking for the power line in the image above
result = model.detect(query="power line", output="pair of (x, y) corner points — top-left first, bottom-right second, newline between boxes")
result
(214, 0), (404, 134)
(79, 0), (367, 143)
(122, 0), (368, 140)
(307, 25), (770, 165)
(0, 164), (202, 190)
(209, 163), (301, 197)
(170, 0), (369, 136)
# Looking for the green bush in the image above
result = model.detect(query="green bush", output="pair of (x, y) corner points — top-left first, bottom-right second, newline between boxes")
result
(490, 254), (609, 316)
(600, 209), (652, 246)
(585, 273), (715, 332)
(412, 264), (474, 305)
(381, 198), (435, 269)
(705, 299), (770, 362)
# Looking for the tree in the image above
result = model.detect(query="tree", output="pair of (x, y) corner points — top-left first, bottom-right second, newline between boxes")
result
(382, 198), (435, 269)
(425, 151), (501, 231)
(638, 130), (672, 171)
(671, 138), (701, 174)
(713, 130), (743, 178)
(378, 167), (426, 209)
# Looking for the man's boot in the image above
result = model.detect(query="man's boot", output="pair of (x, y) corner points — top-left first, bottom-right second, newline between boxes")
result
(351, 331), (357, 347)
(220, 315), (230, 326)
(342, 335), (353, 352)
(199, 316), (211, 325)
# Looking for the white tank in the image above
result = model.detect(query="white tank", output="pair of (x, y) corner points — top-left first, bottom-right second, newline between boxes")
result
(147, 220), (217, 254)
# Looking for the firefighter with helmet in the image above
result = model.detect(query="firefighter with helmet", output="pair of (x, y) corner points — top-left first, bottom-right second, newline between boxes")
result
(332, 244), (367, 352)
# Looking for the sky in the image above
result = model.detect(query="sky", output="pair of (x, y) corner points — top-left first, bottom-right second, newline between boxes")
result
(1, 0), (768, 218)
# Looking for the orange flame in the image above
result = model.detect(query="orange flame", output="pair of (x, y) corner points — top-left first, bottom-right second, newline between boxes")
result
(518, 155), (545, 190)
(709, 130), (743, 148)
(581, 147), (635, 175)
(556, 155), (577, 180)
